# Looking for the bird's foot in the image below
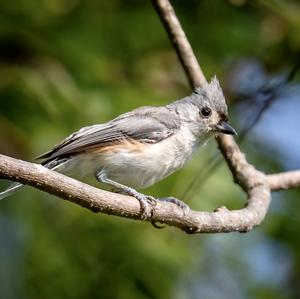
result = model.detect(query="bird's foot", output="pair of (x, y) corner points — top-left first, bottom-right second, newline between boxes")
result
(134, 193), (157, 220)
(157, 196), (190, 215)
(110, 187), (157, 220)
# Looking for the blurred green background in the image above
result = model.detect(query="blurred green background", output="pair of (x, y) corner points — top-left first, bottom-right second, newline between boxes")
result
(1, 0), (300, 298)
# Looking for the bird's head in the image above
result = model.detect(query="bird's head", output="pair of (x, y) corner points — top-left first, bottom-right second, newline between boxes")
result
(173, 77), (237, 139)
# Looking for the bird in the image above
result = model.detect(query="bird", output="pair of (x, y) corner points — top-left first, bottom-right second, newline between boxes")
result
(0, 77), (236, 219)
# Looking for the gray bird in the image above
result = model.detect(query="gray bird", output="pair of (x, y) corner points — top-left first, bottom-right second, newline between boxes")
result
(0, 77), (236, 219)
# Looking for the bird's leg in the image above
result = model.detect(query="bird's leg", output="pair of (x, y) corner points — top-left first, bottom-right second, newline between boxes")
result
(96, 171), (156, 220)
(96, 172), (190, 221)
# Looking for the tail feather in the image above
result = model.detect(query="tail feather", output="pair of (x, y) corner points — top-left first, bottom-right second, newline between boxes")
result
(0, 182), (24, 200)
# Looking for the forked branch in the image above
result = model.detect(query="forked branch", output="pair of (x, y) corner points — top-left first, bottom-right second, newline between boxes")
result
(0, 0), (299, 233)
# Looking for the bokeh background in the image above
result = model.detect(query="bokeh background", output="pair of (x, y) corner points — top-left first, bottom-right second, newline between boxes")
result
(1, 0), (300, 298)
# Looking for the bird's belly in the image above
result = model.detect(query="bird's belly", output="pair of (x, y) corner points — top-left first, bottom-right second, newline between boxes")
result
(98, 146), (189, 189)
(60, 132), (199, 189)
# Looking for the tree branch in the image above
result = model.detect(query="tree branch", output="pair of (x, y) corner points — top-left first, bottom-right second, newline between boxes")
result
(151, 0), (300, 228)
(0, 0), (299, 234)
(0, 154), (271, 233)
(268, 171), (300, 191)
(152, 0), (207, 88)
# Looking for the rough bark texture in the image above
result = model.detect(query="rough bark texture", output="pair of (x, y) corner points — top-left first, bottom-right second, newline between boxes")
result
(0, 0), (299, 234)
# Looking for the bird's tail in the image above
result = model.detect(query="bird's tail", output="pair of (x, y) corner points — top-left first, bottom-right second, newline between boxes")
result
(0, 182), (24, 200)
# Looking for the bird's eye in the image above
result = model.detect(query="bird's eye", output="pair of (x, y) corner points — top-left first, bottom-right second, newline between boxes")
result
(200, 107), (211, 118)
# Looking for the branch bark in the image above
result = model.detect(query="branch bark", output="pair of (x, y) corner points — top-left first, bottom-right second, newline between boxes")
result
(0, 0), (299, 234)
(268, 171), (300, 191)
(0, 154), (270, 233)
(152, 0), (207, 88)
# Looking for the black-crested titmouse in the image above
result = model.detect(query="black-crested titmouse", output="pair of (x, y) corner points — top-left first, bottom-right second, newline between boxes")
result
(0, 77), (236, 219)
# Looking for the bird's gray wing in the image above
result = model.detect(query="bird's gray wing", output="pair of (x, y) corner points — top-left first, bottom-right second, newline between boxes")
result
(38, 106), (180, 162)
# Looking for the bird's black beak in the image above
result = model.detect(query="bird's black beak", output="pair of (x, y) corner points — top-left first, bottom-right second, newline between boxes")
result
(215, 121), (237, 135)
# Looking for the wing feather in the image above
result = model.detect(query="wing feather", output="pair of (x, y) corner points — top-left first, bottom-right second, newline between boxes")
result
(38, 106), (179, 163)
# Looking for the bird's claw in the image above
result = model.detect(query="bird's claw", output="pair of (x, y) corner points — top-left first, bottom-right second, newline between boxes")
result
(157, 196), (190, 215)
(132, 193), (189, 221)
(137, 195), (157, 220)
